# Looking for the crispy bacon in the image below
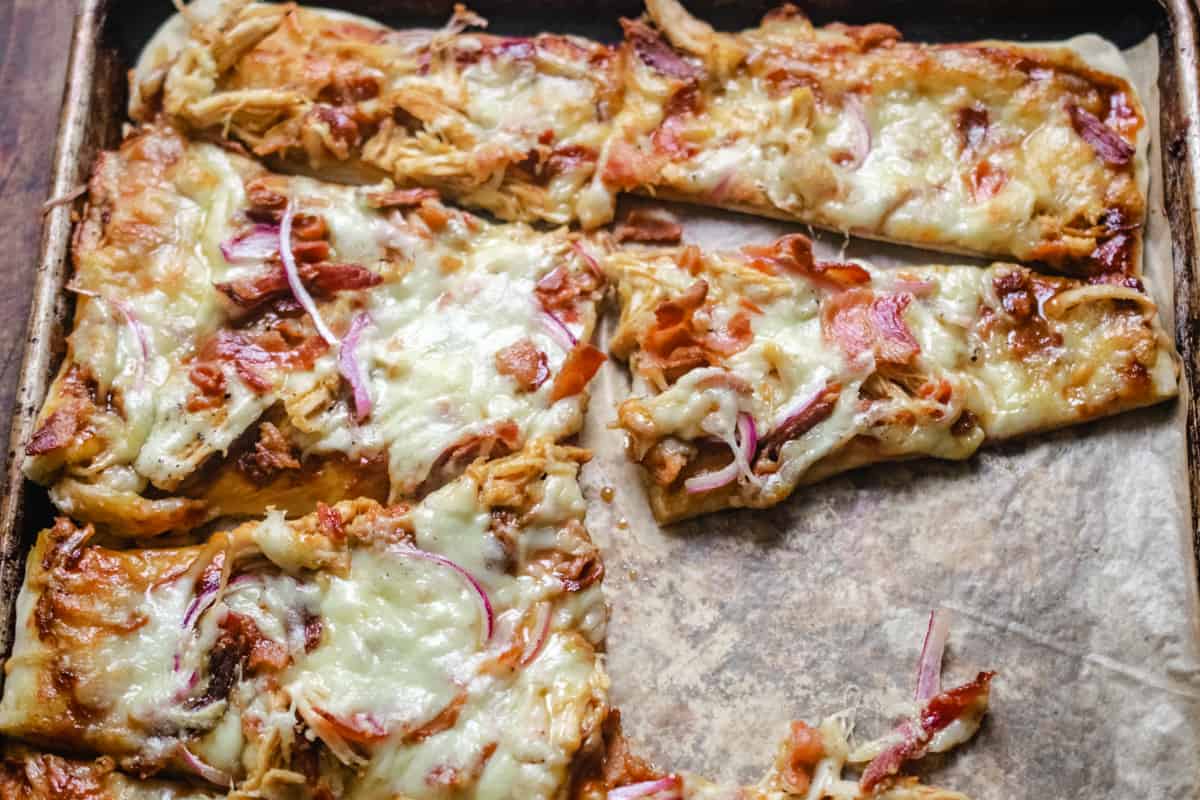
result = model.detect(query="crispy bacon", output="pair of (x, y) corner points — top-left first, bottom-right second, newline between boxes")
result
(956, 105), (989, 154)
(549, 343), (606, 402)
(757, 383), (841, 469)
(1091, 231), (1134, 275)
(365, 187), (440, 209)
(778, 721), (825, 794)
(406, 692), (468, 743)
(237, 422), (301, 484)
(245, 178), (287, 223)
(26, 367), (94, 457)
(536, 263), (605, 324)
(743, 234), (870, 288)
(551, 551), (605, 592)
(199, 328), (329, 393)
(317, 502), (346, 543)
(621, 18), (702, 81)
(421, 421), (521, 494)
(495, 339), (550, 392)
(216, 262), (382, 308)
(187, 364), (227, 413)
(615, 208), (683, 244)
(1067, 102), (1134, 166)
(312, 707), (390, 745)
(860, 672), (995, 792)
(637, 280), (755, 384)
(190, 612), (289, 709)
(821, 289), (919, 365)
(602, 139), (662, 191)
(969, 160), (1008, 201)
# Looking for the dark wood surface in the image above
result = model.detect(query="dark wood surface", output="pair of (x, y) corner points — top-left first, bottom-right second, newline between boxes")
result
(0, 1), (76, 479)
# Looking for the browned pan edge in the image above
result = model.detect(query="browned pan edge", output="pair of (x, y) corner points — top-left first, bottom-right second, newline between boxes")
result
(0, 0), (1197, 693)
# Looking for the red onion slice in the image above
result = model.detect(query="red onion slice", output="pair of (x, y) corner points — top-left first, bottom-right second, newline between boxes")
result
(915, 608), (951, 702)
(844, 94), (872, 170)
(178, 746), (232, 788)
(338, 312), (374, 423)
(571, 240), (601, 275)
(608, 776), (683, 799)
(220, 224), (280, 263)
(684, 412), (757, 494)
(280, 202), (339, 346)
(519, 601), (553, 667)
(539, 310), (578, 351)
(393, 546), (495, 642)
(110, 298), (151, 367)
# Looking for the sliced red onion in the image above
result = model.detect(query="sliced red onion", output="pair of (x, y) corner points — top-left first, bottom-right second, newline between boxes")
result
(915, 609), (951, 702)
(684, 412), (757, 494)
(608, 776), (683, 799)
(219, 224), (280, 263)
(110, 298), (151, 367)
(768, 383), (829, 441)
(280, 202), (339, 346)
(519, 601), (553, 667)
(539, 310), (578, 351)
(338, 312), (374, 423)
(181, 585), (219, 631)
(571, 240), (601, 274)
(393, 546), (494, 642)
(844, 94), (872, 170)
(178, 746), (232, 788)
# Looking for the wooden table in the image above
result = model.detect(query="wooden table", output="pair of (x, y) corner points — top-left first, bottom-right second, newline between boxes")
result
(0, 2), (76, 476)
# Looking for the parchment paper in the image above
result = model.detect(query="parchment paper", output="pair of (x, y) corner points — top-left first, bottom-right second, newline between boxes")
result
(580, 35), (1200, 798)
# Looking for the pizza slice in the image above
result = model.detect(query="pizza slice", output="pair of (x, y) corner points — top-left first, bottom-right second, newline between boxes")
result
(604, 0), (1147, 278)
(132, 0), (622, 228)
(24, 125), (607, 536)
(0, 442), (610, 798)
(607, 232), (1178, 522)
(0, 746), (219, 800)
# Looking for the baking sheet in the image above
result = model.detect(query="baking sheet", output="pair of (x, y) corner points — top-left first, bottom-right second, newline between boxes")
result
(580, 35), (1200, 797)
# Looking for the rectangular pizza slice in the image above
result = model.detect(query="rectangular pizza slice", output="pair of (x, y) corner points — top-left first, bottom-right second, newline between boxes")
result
(0, 442), (609, 799)
(0, 746), (218, 800)
(24, 125), (607, 536)
(132, 0), (622, 228)
(603, 0), (1148, 278)
(606, 232), (1178, 522)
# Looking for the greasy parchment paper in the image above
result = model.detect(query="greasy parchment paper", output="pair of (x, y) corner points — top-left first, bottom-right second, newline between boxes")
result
(580, 35), (1200, 798)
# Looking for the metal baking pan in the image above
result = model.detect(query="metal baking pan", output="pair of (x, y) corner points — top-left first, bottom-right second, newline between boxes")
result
(2, 0), (1198, 790)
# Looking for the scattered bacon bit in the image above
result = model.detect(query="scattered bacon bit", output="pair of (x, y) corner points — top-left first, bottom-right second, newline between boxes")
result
(364, 187), (440, 209)
(312, 105), (361, 147)
(602, 139), (662, 191)
(317, 502), (346, 543)
(406, 692), (468, 743)
(742, 234), (870, 289)
(644, 439), (696, 486)
(821, 289), (919, 365)
(549, 343), (606, 402)
(637, 280), (755, 384)
(192, 612), (290, 708)
(956, 105), (989, 154)
(416, 202), (452, 231)
(303, 610), (324, 653)
(860, 672), (995, 792)
(552, 551), (605, 592)
(969, 160), (1008, 202)
(536, 263), (605, 324)
(291, 239), (332, 263)
(317, 74), (381, 105)
(621, 18), (702, 81)
(495, 339), (550, 392)
(651, 86), (701, 160)
(615, 207), (683, 244)
(312, 707), (390, 745)
(245, 178), (287, 223)
(824, 21), (902, 50)
(216, 261), (382, 308)
(988, 270), (1065, 356)
(238, 422), (301, 483)
(1091, 231), (1134, 275)
(778, 721), (825, 794)
(542, 144), (598, 181)
(291, 213), (328, 241)
(201, 328), (329, 393)
(26, 367), (93, 456)
(951, 409), (979, 437)
(1067, 102), (1134, 166)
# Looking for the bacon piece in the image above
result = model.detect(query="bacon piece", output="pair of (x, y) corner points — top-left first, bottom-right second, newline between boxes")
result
(742, 234), (870, 288)
(621, 18), (702, 81)
(602, 139), (662, 191)
(317, 502), (346, 543)
(757, 382), (841, 470)
(549, 343), (606, 402)
(26, 405), (86, 457)
(1091, 231), (1134, 275)
(238, 422), (301, 483)
(216, 262), (382, 308)
(303, 610), (324, 653)
(969, 160), (1008, 201)
(860, 672), (995, 792)
(535, 262), (605, 324)
(821, 289), (919, 365)
(1067, 103), (1134, 166)
(956, 105), (989, 154)
(551, 551), (605, 592)
(245, 178), (287, 223)
(312, 707), (390, 745)
(201, 328), (329, 393)
(186, 364), (227, 413)
(405, 692), (468, 743)
(364, 187), (440, 209)
(637, 280), (755, 384)
(778, 720), (825, 794)
(989, 270), (1065, 356)
(615, 208), (683, 244)
(495, 339), (550, 392)
(190, 612), (290, 709)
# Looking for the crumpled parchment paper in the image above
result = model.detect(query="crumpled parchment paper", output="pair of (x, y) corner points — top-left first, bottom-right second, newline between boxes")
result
(579, 35), (1200, 798)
